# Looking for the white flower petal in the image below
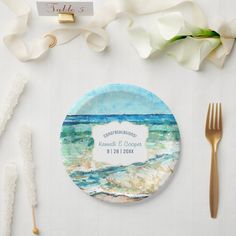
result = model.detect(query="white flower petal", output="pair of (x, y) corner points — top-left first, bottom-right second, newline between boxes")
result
(129, 12), (198, 59)
(166, 37), (221, 70)
(128, 27), (154, 58)
(157, 12), (192, 40)
(208, 37), (235, 67)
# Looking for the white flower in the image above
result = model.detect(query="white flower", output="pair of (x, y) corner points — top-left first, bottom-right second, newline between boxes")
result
(166, 36), (221, 70)
(128, 12), (222, 70)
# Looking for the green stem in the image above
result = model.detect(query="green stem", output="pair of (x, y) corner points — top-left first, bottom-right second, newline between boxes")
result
(193, 28), (220, 38)
(167, 28), (220, 45)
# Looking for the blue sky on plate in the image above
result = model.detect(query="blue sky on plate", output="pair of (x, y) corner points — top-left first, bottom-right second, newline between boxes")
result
(69, 84), (171, 115)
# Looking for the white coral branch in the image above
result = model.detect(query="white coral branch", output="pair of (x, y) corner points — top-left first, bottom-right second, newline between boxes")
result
(0, 74), (28, 138)
(1, 163), (18, 236)
(19, 126), (37, 207)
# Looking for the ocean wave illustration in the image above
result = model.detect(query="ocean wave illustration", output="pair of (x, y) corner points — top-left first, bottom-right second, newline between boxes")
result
(63, 114), (178, 125)
(68, 153), (179, 202)
(61, 113), (180, 203)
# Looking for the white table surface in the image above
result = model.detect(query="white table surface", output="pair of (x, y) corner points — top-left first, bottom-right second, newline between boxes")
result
(1, 0), (236, 235)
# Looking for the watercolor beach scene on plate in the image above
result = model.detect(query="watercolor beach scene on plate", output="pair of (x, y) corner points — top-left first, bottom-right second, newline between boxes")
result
(60, 84), (181, 203)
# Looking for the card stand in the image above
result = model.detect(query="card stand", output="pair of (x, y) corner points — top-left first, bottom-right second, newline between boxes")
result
(58, 13), (75, 23)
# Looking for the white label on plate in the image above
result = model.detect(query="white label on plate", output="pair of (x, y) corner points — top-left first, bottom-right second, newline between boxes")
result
(36, 1), (94, 16)
(92, 121), (148, 166)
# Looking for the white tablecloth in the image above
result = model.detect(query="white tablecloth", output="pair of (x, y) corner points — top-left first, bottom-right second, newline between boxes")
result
(0, 0), (236, 235)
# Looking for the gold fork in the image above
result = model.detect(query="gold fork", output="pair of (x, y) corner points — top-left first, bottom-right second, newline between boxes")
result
(205, 103), (223, 218)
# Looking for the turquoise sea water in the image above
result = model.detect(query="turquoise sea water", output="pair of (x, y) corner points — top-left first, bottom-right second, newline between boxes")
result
(61, 114), (180, 201)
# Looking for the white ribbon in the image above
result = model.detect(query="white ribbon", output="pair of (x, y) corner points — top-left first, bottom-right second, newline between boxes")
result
(1, 0), (235, 70)
(208, 19), (236, 67)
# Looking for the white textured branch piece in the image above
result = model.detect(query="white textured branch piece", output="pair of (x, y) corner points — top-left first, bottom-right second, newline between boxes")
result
(19, 126), (37, 207)
(1, 163), (18, 236)
(0, 75), (28, 138)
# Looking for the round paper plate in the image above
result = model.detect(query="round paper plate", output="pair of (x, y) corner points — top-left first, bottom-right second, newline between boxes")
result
(60, 84), (180, 203)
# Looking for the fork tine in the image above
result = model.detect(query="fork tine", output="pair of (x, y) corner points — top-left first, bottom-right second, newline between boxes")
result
(210, 103), (214, 129)
(205, 103), (211, 131)
(215, 103), (219, 130)
(219, 103), (222, 130)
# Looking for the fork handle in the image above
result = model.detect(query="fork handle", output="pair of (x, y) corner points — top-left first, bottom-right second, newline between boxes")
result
(210, 148), (219, 218)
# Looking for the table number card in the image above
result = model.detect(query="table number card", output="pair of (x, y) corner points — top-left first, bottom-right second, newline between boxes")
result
(36, 1), (94, 16)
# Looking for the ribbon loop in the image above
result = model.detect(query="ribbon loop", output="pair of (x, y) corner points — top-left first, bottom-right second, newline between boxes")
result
(0, 0), (235, 70)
